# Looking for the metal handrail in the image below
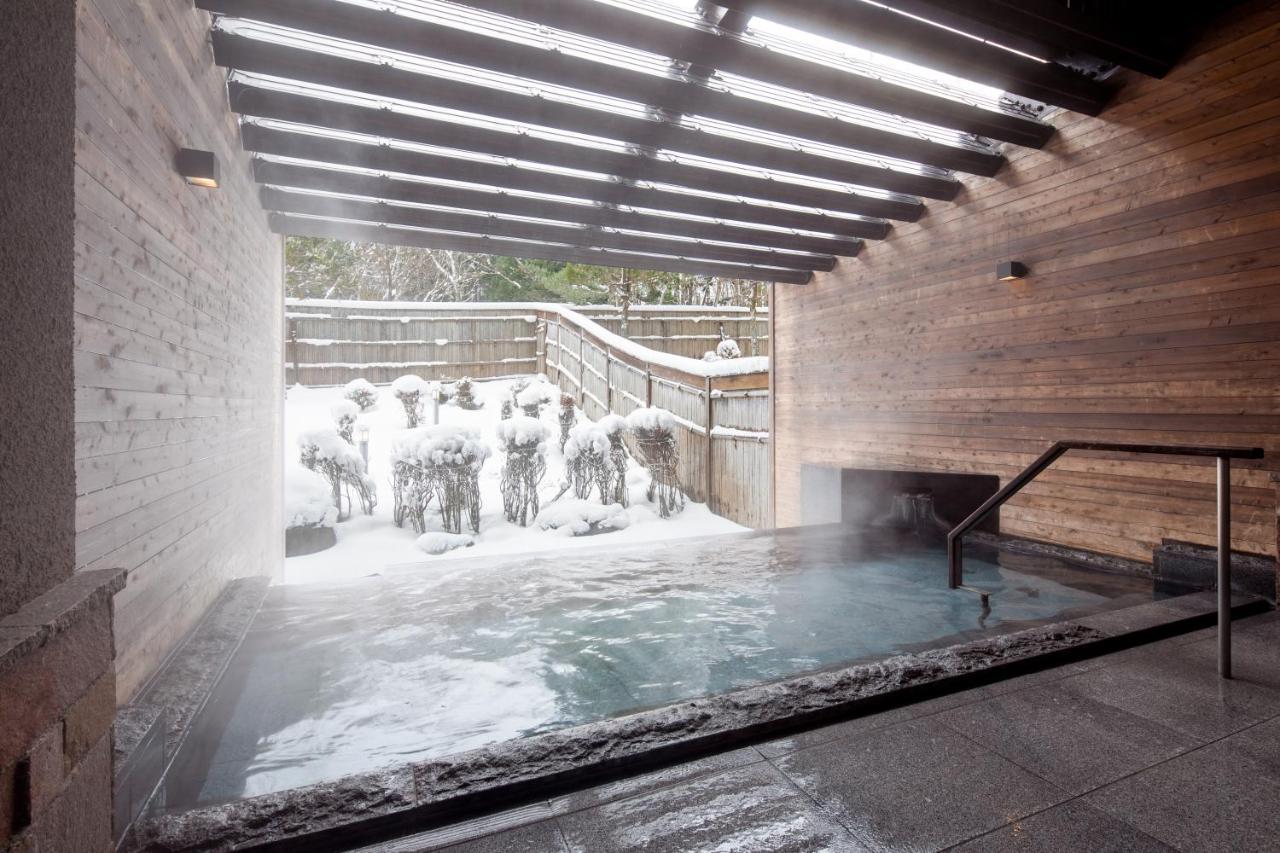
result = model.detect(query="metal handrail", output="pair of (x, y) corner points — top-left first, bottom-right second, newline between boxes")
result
(946, 441), (1265, 678)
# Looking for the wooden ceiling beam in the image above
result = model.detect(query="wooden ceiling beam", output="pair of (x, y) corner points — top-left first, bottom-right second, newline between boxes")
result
(712, 0), (1113, 116)
(211, 31), (961, 199)
(269, 214), (817, 285)
(884, 0), (1182, 78)
(229, 84), (917, 225)
(260, 189), (837, 271)
(252, 159), (868, 255)
(197, 0), (1004, 174)
(433, 0), (1053, 148)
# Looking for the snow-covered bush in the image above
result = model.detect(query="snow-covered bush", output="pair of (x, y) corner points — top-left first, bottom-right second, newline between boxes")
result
(284, 464), (338, 529)
(330, 399), (359, 444)
(500, 399), (514, 420)
(563, 422), (611, 502)
(392, 425), (491, 534)
(516, 382), (554, 418)
(598, 414), (630, 506)
(538, 499), (630, 537)
(298, 428), (377, 520)
(625, 407), (684, 517)
(392, 374), (432, 428)
(496, 416), (549, 526)
(343, 378), (378, 412)
(716, 338), (742, 360)
(558, 394), (576, 452)
(416, 532), (475, 556)
(454, 377), (481, 410)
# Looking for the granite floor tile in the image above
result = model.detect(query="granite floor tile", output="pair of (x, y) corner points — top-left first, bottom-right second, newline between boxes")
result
(947, 800), (1176, 852)
(754, 704), (922, 760)
(935, 683), (1199, 795)
(435, 820), (569, 853)
(556, 761), (868, 852)
(1053, 642), (1280, 741)
(354, 804), (559, 852)
(772, 716), (1069, 852)
(1082, 730), (1280, 853)
(548, 746), (763, 814)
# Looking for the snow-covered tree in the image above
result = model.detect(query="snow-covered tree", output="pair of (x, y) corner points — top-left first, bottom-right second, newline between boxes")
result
(343, 378), (378, 412)
(392, 374), (432, 428)
(626, 407), (684, 517)
(298, 428), (377, 520)
(496, 416), (549, 526)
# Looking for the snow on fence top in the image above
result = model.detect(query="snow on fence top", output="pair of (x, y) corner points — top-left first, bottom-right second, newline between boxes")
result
(286, 298), (767, 315)
(286, 299), (768, 380)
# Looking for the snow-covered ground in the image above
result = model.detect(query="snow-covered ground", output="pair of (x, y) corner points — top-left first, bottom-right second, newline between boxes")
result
(283, 377), (745, 585)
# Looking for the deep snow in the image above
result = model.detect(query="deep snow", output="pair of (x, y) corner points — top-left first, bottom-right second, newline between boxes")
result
(283, 377), (745, 585)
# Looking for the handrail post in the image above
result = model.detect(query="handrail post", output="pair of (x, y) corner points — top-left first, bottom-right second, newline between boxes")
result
(1218, 455), (1232, 679)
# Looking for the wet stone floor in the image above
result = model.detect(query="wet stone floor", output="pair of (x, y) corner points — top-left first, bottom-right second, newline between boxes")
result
(159, 526), (1171, 810)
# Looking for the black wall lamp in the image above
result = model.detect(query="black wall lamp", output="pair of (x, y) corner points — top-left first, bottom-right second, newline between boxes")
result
(997, 261), (1028, 281)
(176, 148), (219, 189)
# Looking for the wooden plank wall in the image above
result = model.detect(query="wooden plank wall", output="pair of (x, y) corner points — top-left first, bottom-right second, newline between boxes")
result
(774, 0), (1280, 563)
(74, 0), (283, 700)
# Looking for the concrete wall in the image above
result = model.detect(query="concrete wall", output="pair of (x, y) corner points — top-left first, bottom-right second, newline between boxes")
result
(73, 0), (284, 701)
(0, 0), (77, 619)
(773, 1), (1280, 564)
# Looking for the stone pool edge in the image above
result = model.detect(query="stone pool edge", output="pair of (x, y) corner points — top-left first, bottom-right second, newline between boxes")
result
(130, 590), (1270, 853)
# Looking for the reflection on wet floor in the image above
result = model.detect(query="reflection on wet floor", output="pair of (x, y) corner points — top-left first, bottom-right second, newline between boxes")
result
(158, 526), (1172, 811)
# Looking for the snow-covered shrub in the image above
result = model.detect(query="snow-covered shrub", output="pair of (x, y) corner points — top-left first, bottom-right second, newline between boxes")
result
(563, 422), (611, 502)
(392, 374), (432, 428)
(343, 378), (378, 412)
(330, 399), (359, 444)
(716, 338), (742, 360)
(496, 416), (549, 526)
(416, 531), (475, 556)
(538, 499), (630, 537)
(598, 414), (630, 506)
(516, 382), (554, 418)
(298, 428), (377, 521)
(625, 407), (684, 517)
(509, 378), (530, 410)
(500, 399), (514, 420)
(702, 350), (722, 363)
(392, 425), (491, 534)
(284, 464), (338, 529)
(558, 394), (576, 452)
(454, 377), (482, 410)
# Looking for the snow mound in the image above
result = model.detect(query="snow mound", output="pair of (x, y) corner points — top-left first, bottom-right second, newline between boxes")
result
(392, 374), (432, 397)
(495, 415), (549, 449)
(393, 424), (491, 470)
(598, 414), (627, 436)
(538, 500), (630, 536)
(516, 383), (554, 408)
(625, 406), (676, 433)
(564, 422), (609, 460)
(330, 399), (359, 422)
(284, 465), (337, 529)
(716, 339), (741, 359)
(416, 532), (475, 555)
(298, 428), (366, 474)
(343, 378), (378, 410)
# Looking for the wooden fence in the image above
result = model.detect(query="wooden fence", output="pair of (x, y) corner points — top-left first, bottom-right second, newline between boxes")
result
(285, 300), (768, 384)
(540, 312), (771, 530)
(285, 300), (771, 528)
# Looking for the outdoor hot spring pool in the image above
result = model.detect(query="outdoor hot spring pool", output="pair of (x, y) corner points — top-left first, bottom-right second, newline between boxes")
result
(160, 525), (1172, 809)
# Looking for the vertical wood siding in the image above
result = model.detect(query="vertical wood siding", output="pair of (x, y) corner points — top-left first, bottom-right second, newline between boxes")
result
(74, 0), (283, 700)
(773, 1), (1280, 562)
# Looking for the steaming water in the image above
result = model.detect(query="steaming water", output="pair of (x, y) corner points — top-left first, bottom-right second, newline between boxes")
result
(160, 526), (1161, 810)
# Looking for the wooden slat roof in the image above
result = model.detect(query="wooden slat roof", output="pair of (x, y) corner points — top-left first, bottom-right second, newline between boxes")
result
(197, 0), (1189, 284)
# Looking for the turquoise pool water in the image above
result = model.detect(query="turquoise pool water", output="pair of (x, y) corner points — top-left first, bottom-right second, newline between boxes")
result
(161, 526), (1165, 808)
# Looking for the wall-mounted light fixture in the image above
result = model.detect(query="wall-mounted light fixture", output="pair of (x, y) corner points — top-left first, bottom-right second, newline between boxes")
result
(997, 261), (1029, 281)
(176, 148), (219, 189)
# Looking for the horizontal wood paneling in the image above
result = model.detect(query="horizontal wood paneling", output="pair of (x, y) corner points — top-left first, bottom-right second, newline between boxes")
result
(774, 0), (1280, 564)
(74, 0), (283, 701)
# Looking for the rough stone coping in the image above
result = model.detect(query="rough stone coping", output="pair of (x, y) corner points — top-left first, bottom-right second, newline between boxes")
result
(115, 577), (272, 767)
(129, 589), (1270, 853)
(0, 567), (127, 677)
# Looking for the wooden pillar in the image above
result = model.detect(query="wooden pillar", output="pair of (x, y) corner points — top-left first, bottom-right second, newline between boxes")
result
(705, 376), (714, 509)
